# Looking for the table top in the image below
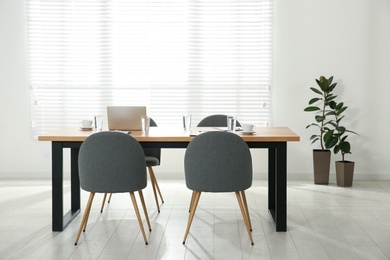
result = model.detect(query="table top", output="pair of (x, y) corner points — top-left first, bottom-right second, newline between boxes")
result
(38, 126), (300, 142)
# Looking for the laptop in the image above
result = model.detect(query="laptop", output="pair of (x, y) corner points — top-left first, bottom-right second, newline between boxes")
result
(107, 106), (147, 131)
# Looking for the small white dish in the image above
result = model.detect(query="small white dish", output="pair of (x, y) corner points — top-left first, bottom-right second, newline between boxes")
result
(241, 131), (255, 135)
(80, 127), (93, 131)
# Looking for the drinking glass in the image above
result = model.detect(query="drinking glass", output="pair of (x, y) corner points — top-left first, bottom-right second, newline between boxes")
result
(183, 114), (192, 131)
(141, 116), (150, 134)
(227, 116), (236, 132)
(94, 115), (103, 131)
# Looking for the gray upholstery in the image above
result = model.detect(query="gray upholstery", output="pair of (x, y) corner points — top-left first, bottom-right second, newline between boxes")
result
(98, 118), (164, 214)
(79, 131), (147, 193)
(197, 114), (241, 127)
(144, 118), (161, 167)
(184, 131), (252, 192)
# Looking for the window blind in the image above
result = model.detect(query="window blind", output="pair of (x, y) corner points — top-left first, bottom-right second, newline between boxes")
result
(27, 0), (272, 136)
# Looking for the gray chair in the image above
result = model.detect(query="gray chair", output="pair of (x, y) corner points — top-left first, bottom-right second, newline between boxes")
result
(101, 118), (164, 213)
(182, 131), (254, 245)
(74, 131), (151, 245)
(197, 114), (242, 127)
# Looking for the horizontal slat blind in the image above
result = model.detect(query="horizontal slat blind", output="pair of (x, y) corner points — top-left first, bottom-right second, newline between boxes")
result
(27, 0), (272, 136)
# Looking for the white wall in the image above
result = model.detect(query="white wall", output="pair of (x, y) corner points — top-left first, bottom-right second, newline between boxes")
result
(273, 0), (390, 180)
(1, 0), (389, 180)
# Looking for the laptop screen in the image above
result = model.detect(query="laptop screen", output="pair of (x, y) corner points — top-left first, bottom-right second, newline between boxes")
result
(107, 106), (147, 131)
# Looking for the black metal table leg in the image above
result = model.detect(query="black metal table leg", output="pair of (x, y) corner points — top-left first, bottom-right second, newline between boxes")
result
(52, 142), (64, 231)
(275, 142), (287, 231)
(268, 147), (276, 213)
(51, 142), (80, 231)
(70, 147), (81, 216)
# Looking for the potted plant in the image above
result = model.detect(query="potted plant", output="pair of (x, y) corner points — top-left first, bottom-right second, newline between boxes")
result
(304, 76), (338, 184)
(325, 100), (358, 187)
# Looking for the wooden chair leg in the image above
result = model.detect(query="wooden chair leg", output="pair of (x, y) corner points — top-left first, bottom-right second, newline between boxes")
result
(101, 193), (113, 213)
(183, 191), (201, 244)
(138, 190), (152, 232)
(82, 198), (93, 232)
(75, 192), (95, 245)
(148, 167), (161, 213)
(130, 192), (149, 245)
(235, 192), (254, 245)
(240, 190), (252, 231)
(189, 191), (195, 212)
(148, 167), (164, 203)
(100, 193), (107, 213)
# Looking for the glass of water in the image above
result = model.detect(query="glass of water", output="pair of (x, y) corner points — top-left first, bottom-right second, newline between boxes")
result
(227, 116), (236, 132)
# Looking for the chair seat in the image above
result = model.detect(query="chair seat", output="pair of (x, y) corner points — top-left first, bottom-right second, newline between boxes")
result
(146, 156), (159, 167)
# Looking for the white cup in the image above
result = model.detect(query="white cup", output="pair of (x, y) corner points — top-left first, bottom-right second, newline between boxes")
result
(183, 114), (192, 131)
(227, 116), (236, 132)
(141, 116), (150, 134)
(80, 120), (93, 128)
(242, 124), (255, 132)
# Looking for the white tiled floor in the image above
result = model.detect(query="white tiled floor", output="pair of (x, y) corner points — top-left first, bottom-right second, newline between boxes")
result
(1, 179), (390, 259)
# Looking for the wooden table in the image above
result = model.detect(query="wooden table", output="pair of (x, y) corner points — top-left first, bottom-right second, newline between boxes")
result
(38, 126), (300, 232)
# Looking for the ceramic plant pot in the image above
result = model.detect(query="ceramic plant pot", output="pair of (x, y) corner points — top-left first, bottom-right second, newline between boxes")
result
(313, 149), (331, 185)
(336, 161), (355, 187)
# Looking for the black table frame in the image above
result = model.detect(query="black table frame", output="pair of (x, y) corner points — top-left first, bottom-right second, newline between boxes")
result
(51, 140), (287, 232)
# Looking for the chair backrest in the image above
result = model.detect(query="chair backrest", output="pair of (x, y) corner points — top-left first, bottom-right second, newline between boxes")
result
(79, 131), (147, 193)
(143, 118), (161, 164)
(184, 131), (252, 192)
(197, 114), (242, 127)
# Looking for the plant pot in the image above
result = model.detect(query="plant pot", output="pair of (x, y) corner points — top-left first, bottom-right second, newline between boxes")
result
(336, 161), (355, 187)
(313, 149), (331, 185)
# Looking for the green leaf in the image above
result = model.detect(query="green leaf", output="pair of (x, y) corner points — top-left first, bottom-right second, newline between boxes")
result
(325, 111), (335, 116)
(310, 134), (319, 140)
(306, 123), (320, 129)
(310, 87), (323, 95)
(336, 106), (347, 116)
(328, 76), (334, 85)
(325, 136), (338, 149)
(337, 126), (346, 134)
(334, 145), (341, 154)
(311, 138), (319, 144)
(329, 101), (337, 109)
(325, 95), (337, 102)
(315, 115), (324, 123)
(329, 82), (337, 92)
(308, 98), (321, 105)
(346, 129), (358, 135)
(323, 130), (333, 140)
(335, 102), (344, 110)
(304, 106), (321, 112)
(339, 141), (351, 153)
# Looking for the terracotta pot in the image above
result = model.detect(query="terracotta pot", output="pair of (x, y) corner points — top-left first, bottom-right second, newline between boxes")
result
(336, 161), (355, 187)
(313, 149), (331, 185)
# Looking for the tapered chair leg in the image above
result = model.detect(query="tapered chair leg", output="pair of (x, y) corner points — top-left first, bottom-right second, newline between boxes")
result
(183, 191), (201, 244)
(82, 197), (93, 232)
(75, 192), (95, 245)
(240, 191), (252, 231)
(148, 166), (164, 203)
(130, 192), (149, 245)
(189, 191), (195, 212)
(100, 193), (108, 213)
(100, 168), (163, 214)
(235, 191), (254, 245)
(100, 193), (112, 213)
(148, 167), (161, 213)
(138, 190), (152, 232)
